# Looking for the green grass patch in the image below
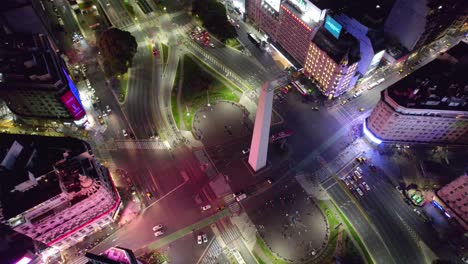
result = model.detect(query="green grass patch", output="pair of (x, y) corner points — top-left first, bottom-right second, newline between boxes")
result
(180, 55), (240, 130)
(253, 253), (266, 264)
(123, 0), (136, 18)
(225, 38), (242, 49)
(161, 43), (169, 65)
(171, 92), (179, 129)
(256, 235), (288, 264)
(315, 200), (341, 262)
(118, 73), (129, 102)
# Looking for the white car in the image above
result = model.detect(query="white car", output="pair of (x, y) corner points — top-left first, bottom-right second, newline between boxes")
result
(356, 188), (364, 196)
(363, 182), (370, 191)
(152, 224), (163, 231)
(201, 205), (211, 211)
(356, 166), (363, 174)
(197, 234), (203, 244)
(209, 43), (215, 48)
(235, 193), (247, 202)
(106, 105), (111, 113)
(353, 170), (362, 179)
(242, 148), (250, 154)
(122, 129), (128, 137)
(154, 230), (164, 237)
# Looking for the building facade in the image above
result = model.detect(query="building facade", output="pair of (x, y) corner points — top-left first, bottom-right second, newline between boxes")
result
(366, 42), (468, 144)
(304, 24), (360, 98)
(0, 34), (86, 124)
(433, 175), (468, 231)
(246, 0), (324, 65)
(0, 134), (120, 253)
(384, 0), (468, 51)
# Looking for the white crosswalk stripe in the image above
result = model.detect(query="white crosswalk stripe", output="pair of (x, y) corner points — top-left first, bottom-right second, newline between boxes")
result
(201, 239), (223, 264)
(67, 255), (89, 264)
(115, 140), (165, 150)
(228, 202), (241, 214)
(220, 225), (241, 245)
(222, 194), (235, 204)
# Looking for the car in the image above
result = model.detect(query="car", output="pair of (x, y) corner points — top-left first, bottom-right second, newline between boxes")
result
(342, 178), (350, 186)
(396, 185), (403, 193)
(359, 107), (365, 112)
(234, 192), (247, 202)
(356, 167), (363, 174)
(201, 204), (211, 211)
(98, 115), (105, 125)
(202, 233), (208, 243)
(340, 100), (348, 106)
(146, 192), (154, 199)
(209, 43), (215, 48)
(313, 106), (319, 111)
(363, 182), (370, 191)
(152, 46), (159, 57)
(236, 24), (240, 28)
(106, 105), (111, 113)
(242, 148), (250, 154)
(356, 187), (364, 196)
(152, 224), (163, 231)
(154, 230), (164, 237)
(197, 234), (203, 244)
(353, 170), (362, 179)
(353, 91), (363, 98)
(356, 156), (366, 163)
(265, 178), (273, 184)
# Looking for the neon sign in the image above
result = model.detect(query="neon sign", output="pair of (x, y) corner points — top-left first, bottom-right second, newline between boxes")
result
(324, 15), (342, 39)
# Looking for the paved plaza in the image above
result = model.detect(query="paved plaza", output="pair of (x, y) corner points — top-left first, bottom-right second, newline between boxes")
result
(192, 100), (252, 147)
(248, 180), (328, 262)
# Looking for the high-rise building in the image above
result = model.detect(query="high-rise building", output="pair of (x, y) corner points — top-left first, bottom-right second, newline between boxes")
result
(304, 22), (360, 98)
(0, 33), (87, 124)
(0, 0), (55, 36)
(433, 175), (468, 231)
(365, 41), (468, 144)
(384, 0), (468, 51)
(0, 134), (121, 255)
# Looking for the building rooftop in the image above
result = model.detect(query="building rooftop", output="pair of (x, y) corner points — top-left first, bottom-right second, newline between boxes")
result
(309, 0), (395, 28)
(0, 134), (91, 219)
(437, 175), (468, 227)
(0, 34), (65, 92)
(312, 25), (361, 65)
(387, 41), (468, 111)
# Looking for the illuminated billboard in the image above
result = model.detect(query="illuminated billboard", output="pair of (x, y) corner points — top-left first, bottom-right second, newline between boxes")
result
(60, 90), (86, 120)
(263, 0), (281, 12)
(324, 15), (342, 39)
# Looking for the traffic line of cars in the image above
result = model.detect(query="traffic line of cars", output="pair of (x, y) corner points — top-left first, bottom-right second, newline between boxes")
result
(190, 27), (215, 48)
(341, 166), (370, 197)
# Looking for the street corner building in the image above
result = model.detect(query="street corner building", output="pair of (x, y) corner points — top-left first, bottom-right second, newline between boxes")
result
(0, 134), (121, 256)
(365, 41), (468, 145)
(0, 33), (87, 126)
(432, 174), (468, 232)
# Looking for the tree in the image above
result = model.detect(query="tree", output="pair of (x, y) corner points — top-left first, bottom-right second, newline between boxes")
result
(192, 0), (237, 42)
(139, 250), (169, 264)
(97, 28), (138, 77)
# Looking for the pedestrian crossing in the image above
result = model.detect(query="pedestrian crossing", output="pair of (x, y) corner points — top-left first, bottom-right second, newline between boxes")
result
(115, 140), (165, 150)
(219, 224), (241, 245)
(222, 194), (236, 204)
(228, 202), (241, 214)
(67, 255), (88, 264)
(200, 239), (223, 264)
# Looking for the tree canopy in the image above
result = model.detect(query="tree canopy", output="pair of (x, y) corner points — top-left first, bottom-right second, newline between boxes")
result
(192, 0), (237, 42)
(97, 28), (138, 77)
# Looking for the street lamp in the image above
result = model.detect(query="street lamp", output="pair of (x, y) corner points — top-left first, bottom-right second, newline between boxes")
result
(207, 90), (211, 107)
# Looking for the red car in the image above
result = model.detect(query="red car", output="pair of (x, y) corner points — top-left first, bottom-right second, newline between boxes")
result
(152, 46), (159, 57)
